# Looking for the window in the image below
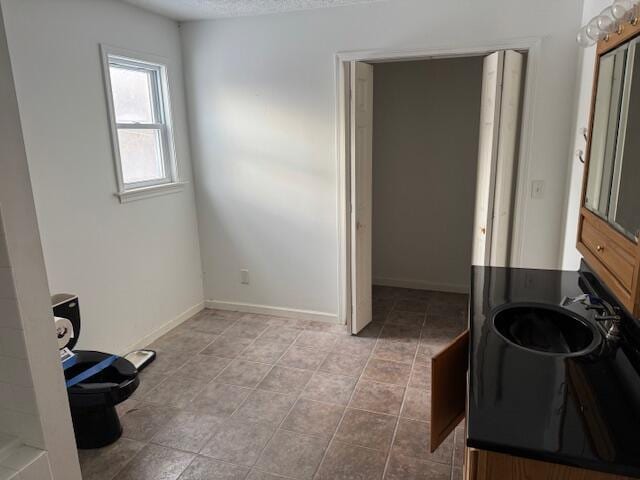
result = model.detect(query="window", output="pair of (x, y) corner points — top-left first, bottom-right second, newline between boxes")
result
(102, 47), (182, 201)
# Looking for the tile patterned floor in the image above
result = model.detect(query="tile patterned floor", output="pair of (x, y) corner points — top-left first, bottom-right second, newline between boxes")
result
(78, 287), (467, 480)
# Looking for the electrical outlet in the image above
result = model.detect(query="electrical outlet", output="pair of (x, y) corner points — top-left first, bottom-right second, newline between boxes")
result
(241, 269), (249, 285)
(531, 180), (545, 199)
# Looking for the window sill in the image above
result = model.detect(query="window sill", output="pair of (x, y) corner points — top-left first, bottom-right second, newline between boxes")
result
(115, 181), (187, 204)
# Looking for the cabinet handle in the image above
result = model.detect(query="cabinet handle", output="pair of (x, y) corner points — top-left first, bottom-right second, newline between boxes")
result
(596, 245), (605, 252)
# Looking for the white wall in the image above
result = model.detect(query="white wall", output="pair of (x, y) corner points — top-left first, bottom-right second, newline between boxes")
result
(1, 0), (204, 354)
(561, 0), (610, 270)
(0, 2), (80, 476)
(371, 58), (483, 293)
(181, 0), (582, 318)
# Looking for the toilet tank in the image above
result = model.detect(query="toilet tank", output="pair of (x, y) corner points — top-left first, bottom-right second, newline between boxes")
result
(52, 293), (80, 350)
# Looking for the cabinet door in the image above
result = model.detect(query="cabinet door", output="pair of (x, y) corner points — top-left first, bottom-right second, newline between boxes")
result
(431, 329), (469, 451)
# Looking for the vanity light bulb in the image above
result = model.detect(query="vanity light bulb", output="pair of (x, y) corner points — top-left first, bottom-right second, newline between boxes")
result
(577, 27), (596, 47)
(586, 18), (604, 41)
(612, 0), (636, 21)
(597, 8), (617, 33)
(612, 2), (629, 21)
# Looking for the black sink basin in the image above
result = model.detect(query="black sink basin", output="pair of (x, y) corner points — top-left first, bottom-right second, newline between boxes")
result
(492, 303), (600, 356)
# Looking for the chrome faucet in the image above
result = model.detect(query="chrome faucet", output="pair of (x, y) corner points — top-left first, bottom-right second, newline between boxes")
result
(561, 294), (622, 343)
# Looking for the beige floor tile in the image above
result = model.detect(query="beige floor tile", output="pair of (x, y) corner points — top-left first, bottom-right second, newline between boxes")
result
(385, 310), (426, 327)
(349, 379), (405, 415)
(150, 329), (218, 355)
(385, 453), (451, 480)
(372, 340), (418, 364)
(246, 471), (290, 480)
(294, 331), (339, 351)
(140, 348), (193, 376)
(362, 359), (411, 386)
(277, 346), (328, 370)
(331, 335), (376, 358)
(409, 363), (431, 389)
(394, 299), (429, 313)
(240, 341), (290, 364)
(301, 372), (357, 406)
(215, 359), (272, 388)
(401, 387), (430, 422)
(233, 389), (297, 424)
(315, 441), (386, 480)
(151, 410), (223, 453)
(223, 319), (270, 340)
(174, 354), (232, 383)
(202, 336), (254, 358)
(255, 326), (302, 344)
(201, 417), (277, 467)
(120, 402), (180, 442)
(257, 366), (313, 394)
(335, 408), (397, 451)
(142, 375), (207, 408)
(281, 398), (344, 438)
(379, 324), (421, 344)
(319, 351), (368, 377)
(177, 455), (249, 480)
(188, 382), (252, 417)
(256, 430), (328, 480)
(392, 419), (453, 465)
(181, 314), (239, 335)
(116, 443), (194, 480)
(78, 438), (144, 480)
(130, 369), (168, 400)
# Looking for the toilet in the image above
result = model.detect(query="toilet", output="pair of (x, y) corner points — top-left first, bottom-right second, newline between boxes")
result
(53, 294), (140, 449)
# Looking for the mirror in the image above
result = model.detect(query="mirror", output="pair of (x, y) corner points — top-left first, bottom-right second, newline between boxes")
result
(585, 46), (626, 219)
(585, 39), (640, 241)
(611, 41), (640, 239)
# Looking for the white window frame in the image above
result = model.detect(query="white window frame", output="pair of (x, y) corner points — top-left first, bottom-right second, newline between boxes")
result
(101, 45), (185, 203)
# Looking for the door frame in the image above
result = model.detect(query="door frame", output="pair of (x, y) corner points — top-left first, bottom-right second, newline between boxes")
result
(334, 38), (542, 327)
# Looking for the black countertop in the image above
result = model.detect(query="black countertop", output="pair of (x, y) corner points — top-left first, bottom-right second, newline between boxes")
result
(468, 265), (640, 478)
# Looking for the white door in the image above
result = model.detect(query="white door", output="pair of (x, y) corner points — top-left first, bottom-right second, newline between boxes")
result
(351, 61), (374, 334)
(472, 50), (523, 266)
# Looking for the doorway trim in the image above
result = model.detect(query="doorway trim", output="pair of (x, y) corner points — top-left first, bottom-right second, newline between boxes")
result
(334, 37), (542, 327)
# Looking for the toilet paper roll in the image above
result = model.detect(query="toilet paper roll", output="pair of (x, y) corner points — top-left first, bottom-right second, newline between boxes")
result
(54, 316), (74, 349)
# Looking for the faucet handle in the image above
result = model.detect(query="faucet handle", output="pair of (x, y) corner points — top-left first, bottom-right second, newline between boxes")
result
(560, 294), (593, 307)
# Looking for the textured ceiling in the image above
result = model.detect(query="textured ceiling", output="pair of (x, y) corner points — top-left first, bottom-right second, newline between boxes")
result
(122, 0), (390, 20)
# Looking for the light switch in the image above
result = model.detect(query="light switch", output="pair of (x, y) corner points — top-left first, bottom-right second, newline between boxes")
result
(241, 269), (249, 285)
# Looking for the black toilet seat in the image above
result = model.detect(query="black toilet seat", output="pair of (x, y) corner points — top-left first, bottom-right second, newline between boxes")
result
(65, 351), (139, 408)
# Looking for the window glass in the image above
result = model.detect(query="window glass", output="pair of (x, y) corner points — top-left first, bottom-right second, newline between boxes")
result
(109, 65), (155, 124)
(117, 129), (165, 185)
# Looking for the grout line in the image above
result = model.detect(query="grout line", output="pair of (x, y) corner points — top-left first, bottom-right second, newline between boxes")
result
(310, 305), (389, 479)
(239, 325), (334, 477)
(380, 304), (428, 479)
(167, 323), (311, 479)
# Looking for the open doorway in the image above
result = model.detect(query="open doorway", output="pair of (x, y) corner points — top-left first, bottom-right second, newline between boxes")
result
(340, 48), (530, 335)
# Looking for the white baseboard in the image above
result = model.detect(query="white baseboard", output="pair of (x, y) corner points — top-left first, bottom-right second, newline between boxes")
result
(117, 301), (205, 355)
(373, 276), (469, 294)
(205, 299), (339, 324)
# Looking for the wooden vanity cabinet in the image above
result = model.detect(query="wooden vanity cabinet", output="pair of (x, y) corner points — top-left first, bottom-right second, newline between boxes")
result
(430, 331), (635, 480)
(577, 210), (640, 313)
(464, 449), (633, 480)
(577, 20), (640, 317)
